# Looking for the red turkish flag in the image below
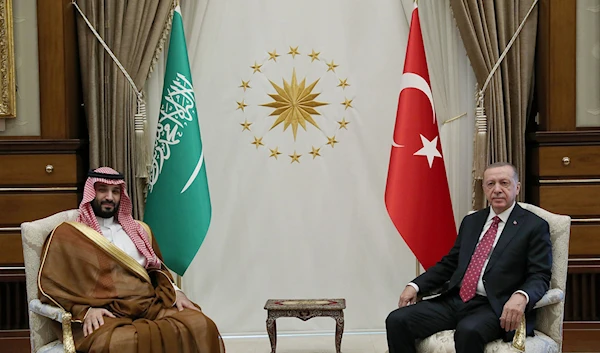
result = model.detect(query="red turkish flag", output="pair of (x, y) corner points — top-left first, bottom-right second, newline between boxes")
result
(385, 5), (456, 270)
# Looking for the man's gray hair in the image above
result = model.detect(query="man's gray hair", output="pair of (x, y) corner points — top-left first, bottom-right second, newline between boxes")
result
(484, 162), (519, 182)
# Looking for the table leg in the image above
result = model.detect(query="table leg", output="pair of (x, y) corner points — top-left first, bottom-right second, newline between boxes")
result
(266, 315), (277, 353)
(334, 311), (344, 353)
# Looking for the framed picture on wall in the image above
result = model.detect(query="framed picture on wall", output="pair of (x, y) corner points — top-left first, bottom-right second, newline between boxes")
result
(0, 0), (15, 119)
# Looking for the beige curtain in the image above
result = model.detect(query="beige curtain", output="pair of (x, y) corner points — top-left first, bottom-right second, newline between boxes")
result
(450, 0), (538, 209)
(416, 0), (477, 225)
(76, 0), (174, 218)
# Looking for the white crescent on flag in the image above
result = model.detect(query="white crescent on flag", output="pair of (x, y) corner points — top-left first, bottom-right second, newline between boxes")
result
(392, 72), (436, 148)
(181, 152), (204, 194)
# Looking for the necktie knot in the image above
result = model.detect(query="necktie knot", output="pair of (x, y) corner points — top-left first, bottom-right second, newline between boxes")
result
(492, 216), (501, 225)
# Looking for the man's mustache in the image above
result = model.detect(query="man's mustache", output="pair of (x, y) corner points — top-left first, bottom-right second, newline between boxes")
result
(101, 201), (115, 206)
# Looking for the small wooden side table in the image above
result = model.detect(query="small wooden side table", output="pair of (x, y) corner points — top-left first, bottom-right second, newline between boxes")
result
(264, 298), (346, 353)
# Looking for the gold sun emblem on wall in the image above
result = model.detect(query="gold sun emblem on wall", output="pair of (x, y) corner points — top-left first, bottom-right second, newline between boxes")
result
(236, 46), (355, 163)
(261, 69), (328, 140)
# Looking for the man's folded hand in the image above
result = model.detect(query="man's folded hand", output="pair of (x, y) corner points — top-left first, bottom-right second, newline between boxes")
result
(398, 285), (418, 308)
(175, 290), (201, 312)
(500, 292), (527, 332)
(83, 308), (116, 337)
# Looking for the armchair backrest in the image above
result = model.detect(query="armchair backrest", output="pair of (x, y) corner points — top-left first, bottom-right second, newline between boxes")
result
(517, 202), (570, 351)
(21, 210), (79, 352)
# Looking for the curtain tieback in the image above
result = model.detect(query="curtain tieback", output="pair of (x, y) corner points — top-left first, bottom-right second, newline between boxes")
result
(72, 0), (149, 180)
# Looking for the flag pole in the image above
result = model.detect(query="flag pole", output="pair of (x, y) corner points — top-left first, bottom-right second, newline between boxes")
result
(416, 258), (421, 277)
(413, 0), (422, 282)
(172, 0), (182, 292)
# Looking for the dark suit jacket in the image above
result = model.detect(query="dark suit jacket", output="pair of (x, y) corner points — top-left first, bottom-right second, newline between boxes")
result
(412, 204), (552, 340)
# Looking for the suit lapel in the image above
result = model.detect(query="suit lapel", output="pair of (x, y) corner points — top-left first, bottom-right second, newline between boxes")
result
(484, 204), (526, 275)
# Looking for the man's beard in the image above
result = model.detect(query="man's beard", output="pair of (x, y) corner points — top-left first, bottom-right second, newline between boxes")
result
(91, 199), (119, 218)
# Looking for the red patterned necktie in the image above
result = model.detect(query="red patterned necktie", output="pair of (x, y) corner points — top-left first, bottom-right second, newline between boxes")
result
(459, 216), (502, 302)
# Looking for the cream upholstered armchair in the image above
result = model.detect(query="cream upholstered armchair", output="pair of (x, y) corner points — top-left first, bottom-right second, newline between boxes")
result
(21, 209), (79, 353)
(410, 203), (570, 353)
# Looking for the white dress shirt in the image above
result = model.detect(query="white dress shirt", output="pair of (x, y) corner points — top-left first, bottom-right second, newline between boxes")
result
(96, 216), (180, 292)
(408, 202), (529, 303)
(97, 216), (147, 266)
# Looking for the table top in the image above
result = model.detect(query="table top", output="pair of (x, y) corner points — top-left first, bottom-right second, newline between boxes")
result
(265, 298), (346, 310)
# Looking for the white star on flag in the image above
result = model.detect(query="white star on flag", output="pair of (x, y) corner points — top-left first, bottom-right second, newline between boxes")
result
(413, 134), (442, 168)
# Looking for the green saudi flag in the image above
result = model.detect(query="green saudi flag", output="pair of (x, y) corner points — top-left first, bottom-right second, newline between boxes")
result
(144, 6), (211, 276)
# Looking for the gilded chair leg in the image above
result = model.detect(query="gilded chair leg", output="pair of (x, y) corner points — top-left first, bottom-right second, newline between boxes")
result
(62, 311), (76, 353)
(512, 316), (526, 352)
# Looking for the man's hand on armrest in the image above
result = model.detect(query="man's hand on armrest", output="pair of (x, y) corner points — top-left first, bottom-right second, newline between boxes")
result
(500, 292), (527, 332)
(83, 308), (115, 337)
(175, 291), (201, 312)
(398, 285), (418, 308)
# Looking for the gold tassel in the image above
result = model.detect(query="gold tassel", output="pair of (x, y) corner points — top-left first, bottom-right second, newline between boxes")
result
(512, 315), (526, 352)
(472, 89), (487, 210)
(135, 97), (149, 179)
(62, 311), (76, 353)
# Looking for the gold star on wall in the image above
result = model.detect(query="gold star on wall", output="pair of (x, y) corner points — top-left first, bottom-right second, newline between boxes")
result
(337, 117), (350, 129)
(240, 50), (350, 161)
(251, 136), (264, 149)
(327, 136), (338, 148)
(261, 69), (328, 140)
(269, 147), (282, 159)
(309, 146), (321, 159)
(337, 78), (350, 89)
(268, 50), (280, 62)
(341, 98), (353, 110)
(240, 120), (252, 131)
(327, 60), (339, 72)
(289, 151), (301, 163)
(288, 46), (300, 58)
(239, 80), (251, 91)
(237, 100), (248, 111)
(251, 62), (263, 73)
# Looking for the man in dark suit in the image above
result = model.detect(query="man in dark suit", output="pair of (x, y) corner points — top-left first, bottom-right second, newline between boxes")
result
(386, 162), (552, 353)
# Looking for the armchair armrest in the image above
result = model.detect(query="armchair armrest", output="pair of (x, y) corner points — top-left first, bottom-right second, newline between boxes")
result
(533, 288), (564, 309)
(29, 299), (65, 322)
(29, 299), (76, 353)
(512, 289), (564, 352)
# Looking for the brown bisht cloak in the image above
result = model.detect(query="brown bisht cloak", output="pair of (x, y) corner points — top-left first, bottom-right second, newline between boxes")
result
(38, 221), (225, 353)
